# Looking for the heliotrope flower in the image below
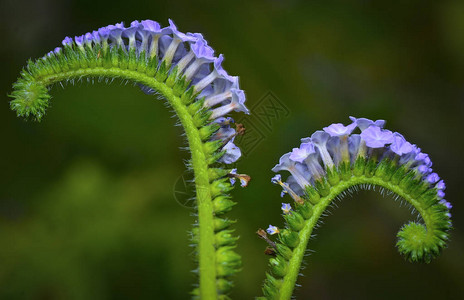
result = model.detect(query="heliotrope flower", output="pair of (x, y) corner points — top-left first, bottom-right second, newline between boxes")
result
(55, 19), (249, 165)
(266, 225), (280, 235)
(271, 116), (449, 212)
(228, 168), (251, 187)
(281, 203), (292, 214)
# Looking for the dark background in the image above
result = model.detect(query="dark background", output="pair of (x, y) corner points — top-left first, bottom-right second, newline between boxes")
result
(1, 0), (463, 299)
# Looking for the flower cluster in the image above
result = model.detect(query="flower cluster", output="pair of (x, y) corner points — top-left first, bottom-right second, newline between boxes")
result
(259, 117), (452, 298)
(267, 116), (450, 233)
(55, 19), (249, 164)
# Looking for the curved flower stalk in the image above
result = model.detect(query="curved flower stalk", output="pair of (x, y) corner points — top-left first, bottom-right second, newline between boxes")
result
(258, 117), (452, 300)
(9, 19), (250, 299)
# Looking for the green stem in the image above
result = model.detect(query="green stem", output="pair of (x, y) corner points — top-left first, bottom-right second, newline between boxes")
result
(36, 68), (217, 299)
(279, 176), (434, 300)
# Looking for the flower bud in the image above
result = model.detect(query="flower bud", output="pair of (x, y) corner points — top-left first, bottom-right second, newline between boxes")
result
(338, 161), (351, 180)
(326, 167), (340, 186)
(215, 230), (239, 247)
(199, 123), (221, 141)
(391, 165), (408, 185)
(203, 140), (222, 156)
(211, 179), (233, 197)
(208, 168), (230, 182)
(269, 256), (288, 277)
(315, 179), (330, 197)
(353, 156), (366, 176)
(213, 196), (236, 214)
(279, 229), (300, 248)
(214, 218), (236, 232)
(284, 212), (305, 231)
(296, 201), (313, 219)
(217, 279), (234, 294)
(276, 243), (293, 260)
(305, 186), (320, 204)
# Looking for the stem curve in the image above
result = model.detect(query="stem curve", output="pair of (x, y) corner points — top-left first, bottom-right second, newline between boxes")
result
(11, 64), (230, 299)
(278, 176), (434, 300)
(261, 154), (451, 300)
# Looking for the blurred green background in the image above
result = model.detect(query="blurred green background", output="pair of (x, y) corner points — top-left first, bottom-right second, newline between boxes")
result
(1, 0), (463, 299)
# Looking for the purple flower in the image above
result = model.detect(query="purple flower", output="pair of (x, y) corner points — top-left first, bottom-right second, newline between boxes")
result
(84, 32), (94, 45)
(107, 22), (125, 30)
(349, 116), (386, 131)
(266, 225), (279, 235)
(191, 34), (215, 60)
(286, 175), (305, 198)
(168, 19), (197, 43)
(211, 125), (236, 142)
(437, 190), (445, 198)
(281, 203), (292, 214)
(426, 173), (440, 184)
(141, 20), (161, 32)
(271, 174), (282, 184)
(271, 116), (448, 216)
(436, 180), (446, 190)
(62, 36), (73, 46)
(218, 141), (241, 164)
(360, 126), (394, 148)
(272, 153), (310, 189)
(210, 88), (249, 119)
(439, 199), (452, 209)
(229, 168), (237, 185)
(348, 134), (361, 160)
(390, 132), (413, 155)
(311, 131), (334, 168)
(273, 174), (302, 199)
(55, 19), (248, 166)
(301, 137), (311, 143)
(122, 25), (139, 48)
(416, 152), (432, 167)
(323, 122), (356, 137)
(417, 165), (431, 174)
(75, 35), (85, 47)
(97, 27), (111, 39)
(289, 142), (316, 163)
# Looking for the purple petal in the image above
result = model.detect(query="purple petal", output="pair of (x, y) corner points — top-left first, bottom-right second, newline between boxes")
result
(168, 19), (197, 42)
(311, 131), (330, 146)
(323, 122), (356, 137)
(62, 36), (73, 46)
(436, 180), (446, 190)
(289, 142), (315, 163)
(75, 35), (84, 46)
(191, 34), (215, 60)
(426, 172), (440, 184)
(360, 126), (394, 148)
(349, 116), (386, 131)
(281, 203), (292, 213)
(416, 152), (432, 167)
(230, 88), (249, 114)
(141, 20), (161, 32)
(218, 141), (241, 164)
(390, 132), (413, 155)
(271, 174), (282, 184)
(97, 27), (110, 39)
(266, 225), (279, 235)
(439, 199), (452, 209)
(417, 165), (431, 174)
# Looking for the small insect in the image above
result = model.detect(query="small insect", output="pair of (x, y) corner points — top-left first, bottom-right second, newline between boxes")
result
(96, 50), (101, 59)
